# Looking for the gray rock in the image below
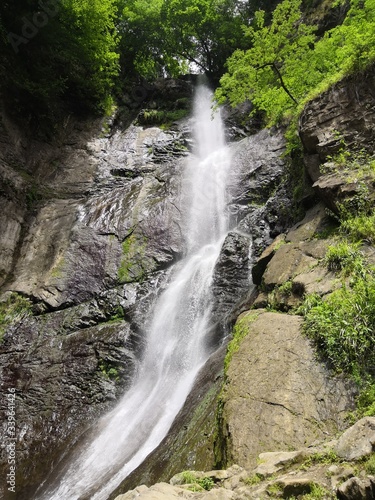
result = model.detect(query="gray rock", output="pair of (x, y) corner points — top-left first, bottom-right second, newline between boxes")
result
(211, 231), (253, 321)
(216, 311), (355, 470)
(299, 64), (375, 211)
(334, 417), (375, 461)
(254, 451), (306, 477)
(337, 476), (375, 500)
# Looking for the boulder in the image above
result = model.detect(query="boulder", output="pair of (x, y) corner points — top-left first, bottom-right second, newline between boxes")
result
(337, 476), (375, 500)
(254, 451), (306, 478)
(216, 311), (355, 469)
(334, 417), (375, 461)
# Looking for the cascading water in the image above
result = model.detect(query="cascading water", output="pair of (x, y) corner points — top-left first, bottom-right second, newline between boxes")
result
(38, 85), (231, 500)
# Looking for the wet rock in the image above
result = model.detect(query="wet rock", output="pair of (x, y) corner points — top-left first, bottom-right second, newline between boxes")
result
(228, 129), (285, 210)
(334, 417), (375, 461)
(216, 311), (355, 470)
(0, 311), (139, 499)
(211, 231), (253, 321)
(0, 82), (297, 500)
(109, 347), (226, 499)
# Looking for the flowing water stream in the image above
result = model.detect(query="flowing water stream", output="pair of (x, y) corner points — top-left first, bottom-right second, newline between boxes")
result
(39, 85), (232, 500)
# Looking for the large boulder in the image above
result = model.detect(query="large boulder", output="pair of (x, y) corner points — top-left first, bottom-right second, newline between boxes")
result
(216, 311), (355, 469)
(334, 417), (375, 461)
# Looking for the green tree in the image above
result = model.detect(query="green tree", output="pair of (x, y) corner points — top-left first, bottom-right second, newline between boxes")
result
(216, 0), (375, 126)
(216, 0), (317, 124)
(117, 0), (251, 80)
(0, 0), (119, 125)
(161, 0), (248, 78)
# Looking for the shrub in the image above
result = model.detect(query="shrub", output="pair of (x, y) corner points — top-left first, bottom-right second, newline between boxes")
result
(341, 214), (375, 245)
(365, 454), (375, 474)
(0, 293), (32, 341)
(324, 241), (362, 274)
(302, 267), (375, 376)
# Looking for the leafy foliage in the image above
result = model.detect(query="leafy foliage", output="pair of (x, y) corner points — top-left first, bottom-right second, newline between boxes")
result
(0, 0), (119, 123)
(117, 0), (252, 80)
(0, 293), (32, 341)
(303, 260), (375, 377)
(217, 0), (375, 127)
(180, 471), (215, 491)
(324, 241), (361, 274)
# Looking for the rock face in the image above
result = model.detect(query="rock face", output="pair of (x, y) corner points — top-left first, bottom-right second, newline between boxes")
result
(300, 63), (375, 163)
(0, 83), (294, 499)
(299, 63), (375, 213)
(216, 310), (355, 470)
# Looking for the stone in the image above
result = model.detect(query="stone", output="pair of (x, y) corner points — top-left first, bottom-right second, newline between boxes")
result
(115, 482), (194, 499)
(299, 64), (375, 210)
(329, 465), (355, 490)
(337, 476), (375, 500)
(211, 231), (253, 319)
(216, 311), (355, 470)
(262, 242), (318, 289)
(271, 478), (314, 497)
(251, 234), (285, 285)
(293, 266), (339, 297)
(299, 65), (375, 161)
(254, 451), (306, 477)
(334, 417), (375, 461)
(286, 203), (330, 243)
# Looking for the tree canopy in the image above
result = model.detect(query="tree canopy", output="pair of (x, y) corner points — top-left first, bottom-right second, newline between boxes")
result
(0, 0), (119, 122)
(0, 0), (374, 127)
(216, 0), (375, 125)
(117, 0), (252, 80)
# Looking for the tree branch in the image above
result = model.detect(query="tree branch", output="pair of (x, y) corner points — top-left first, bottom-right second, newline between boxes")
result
(256, 61), (298, 104)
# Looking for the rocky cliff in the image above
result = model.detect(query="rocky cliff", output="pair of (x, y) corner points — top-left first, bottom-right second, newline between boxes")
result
(111, 66), (375, 499)
(0, 79), (296, 499)
(1, 63), (375, 500)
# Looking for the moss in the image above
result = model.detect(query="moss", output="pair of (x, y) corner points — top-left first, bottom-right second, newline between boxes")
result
(243, 473), (262, 486)
(118, 232), (150, 283)
(137, 108), (189, 128)
(224, 311), (260, 375)
(98, 360), (120, 381)
(50, 256), (66, 279)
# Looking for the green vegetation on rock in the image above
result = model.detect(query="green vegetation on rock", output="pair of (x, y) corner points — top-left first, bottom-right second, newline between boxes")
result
(179, 471), (215, 491)
(217, 0), (375, 147)
(0, 293), (32, 341)
(118, 232), (149, 283)
(224, 311), (260, 374)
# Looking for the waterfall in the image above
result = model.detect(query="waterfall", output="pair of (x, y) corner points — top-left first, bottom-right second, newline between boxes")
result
(38, 85), (231, 500)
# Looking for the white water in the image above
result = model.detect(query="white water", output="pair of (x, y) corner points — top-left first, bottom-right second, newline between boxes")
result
(39, 86), (231, 500)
